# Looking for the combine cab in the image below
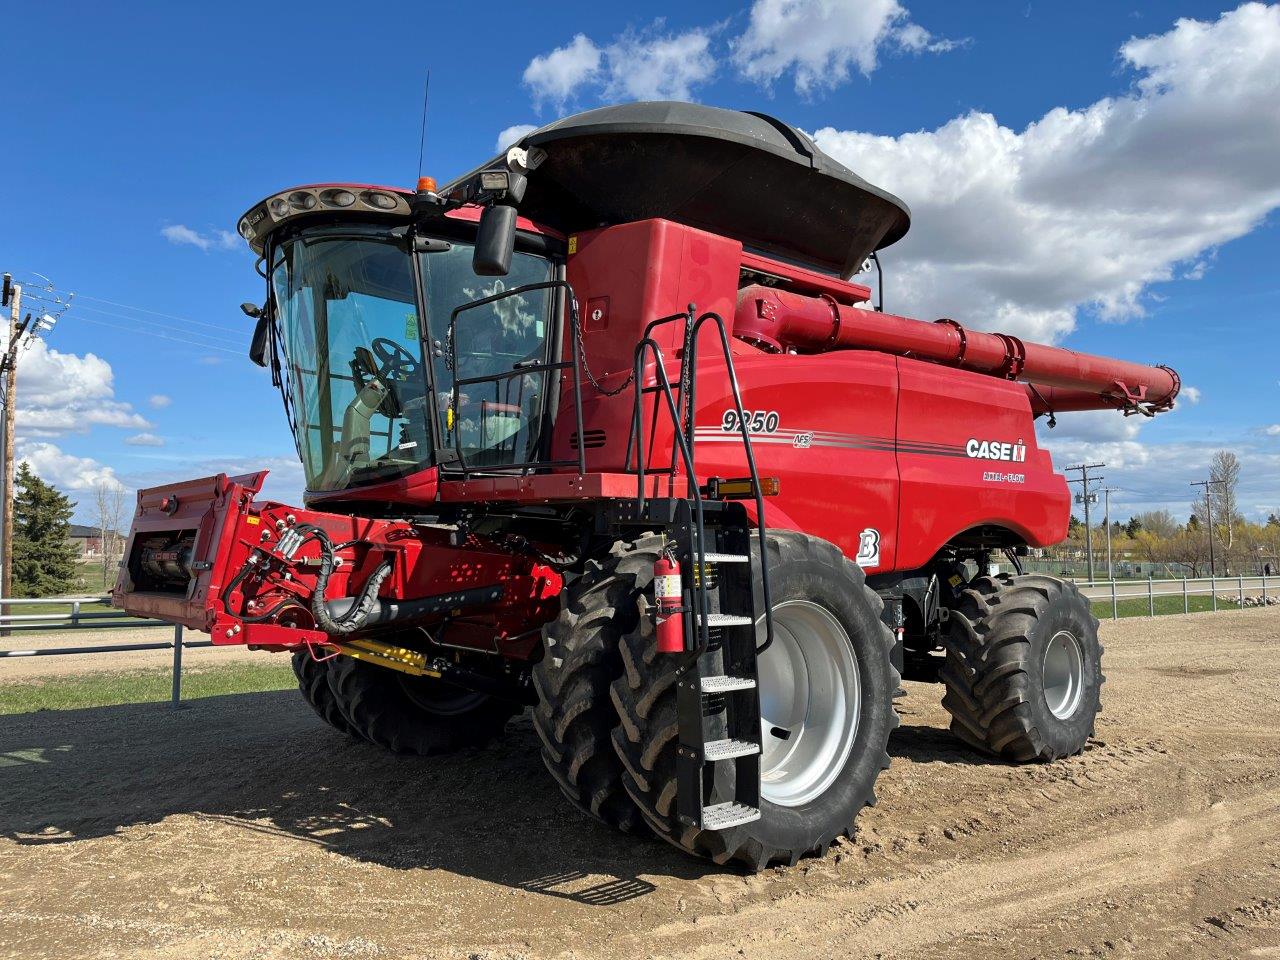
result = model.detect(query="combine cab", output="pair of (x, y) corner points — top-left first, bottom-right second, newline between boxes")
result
(115, 102), (1179, 869)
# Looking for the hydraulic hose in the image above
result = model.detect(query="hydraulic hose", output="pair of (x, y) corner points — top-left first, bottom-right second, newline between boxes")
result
(292, 524), (395, 636)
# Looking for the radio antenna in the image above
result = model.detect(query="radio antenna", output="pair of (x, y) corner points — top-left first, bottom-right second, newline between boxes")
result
(417, 70), (431, 180)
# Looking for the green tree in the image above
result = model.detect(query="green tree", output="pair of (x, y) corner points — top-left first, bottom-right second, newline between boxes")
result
(1124, 516), (1143, 537)
(12, 463), (80, 597)
(1268, 513), (1280, 528)
(1068, 513), (1083, 535)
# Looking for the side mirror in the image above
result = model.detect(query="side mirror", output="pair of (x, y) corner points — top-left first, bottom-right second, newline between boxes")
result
(473, 203), (517, 276)
(248, 313), (271, 367)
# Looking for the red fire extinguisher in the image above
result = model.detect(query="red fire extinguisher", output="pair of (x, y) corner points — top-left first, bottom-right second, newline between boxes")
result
(654, 552), (685, 654)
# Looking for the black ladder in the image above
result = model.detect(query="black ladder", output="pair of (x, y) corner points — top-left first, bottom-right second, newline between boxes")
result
(627, 307), (776, 833)
(672, 501), (763, 830)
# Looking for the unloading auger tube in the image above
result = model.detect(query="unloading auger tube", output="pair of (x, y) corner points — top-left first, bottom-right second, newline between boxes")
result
(734, 286), (1180, 417)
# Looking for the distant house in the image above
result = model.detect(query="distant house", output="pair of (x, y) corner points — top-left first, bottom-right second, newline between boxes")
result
(68, 524), (109, 558)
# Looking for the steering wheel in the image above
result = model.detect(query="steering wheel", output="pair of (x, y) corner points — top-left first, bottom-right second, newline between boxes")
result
(350, 346), (403, 420)
(370, 337), (419, 381)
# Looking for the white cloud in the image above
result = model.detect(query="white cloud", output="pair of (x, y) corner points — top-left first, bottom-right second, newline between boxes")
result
(1264, 424), (1280, 436)
(1181, 386), (1202, 404)
(602, 27), (717, 101)
(732, 0), (958, 95)
(14, 339), (151, 437)
(1035, 432), (1280, 521)
(496, 124), (539, 153)
(124, 432), (165, 447)
(523, 33), (602, 107)
(523, 23), (717, 107)
(18, 441), (125, 493)
(812, 3), (1280, 344)
(148, 394), (172, 409)
(161, 224), (239, 252)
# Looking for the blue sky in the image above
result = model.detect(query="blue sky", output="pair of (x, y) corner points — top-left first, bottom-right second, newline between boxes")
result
(2, 1), (1278, 523)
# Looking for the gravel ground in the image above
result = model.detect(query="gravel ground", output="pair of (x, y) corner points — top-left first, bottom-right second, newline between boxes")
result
(0, 609), (1277, 959)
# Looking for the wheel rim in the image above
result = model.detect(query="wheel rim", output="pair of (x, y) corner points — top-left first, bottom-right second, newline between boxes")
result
(1042, 629), (1085, 719)
(756, 600), (860, 808)
(397, 675), (488, 716)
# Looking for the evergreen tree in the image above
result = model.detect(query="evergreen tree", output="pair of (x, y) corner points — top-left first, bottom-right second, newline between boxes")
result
(1268, 513), (1280, 528)
(1125, 516), (1143, 537)
(1068, 513), (1083, 534)
(12, 463), (80, 597)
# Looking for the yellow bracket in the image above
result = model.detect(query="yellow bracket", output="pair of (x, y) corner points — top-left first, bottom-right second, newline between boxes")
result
(327, 636), (441, 678)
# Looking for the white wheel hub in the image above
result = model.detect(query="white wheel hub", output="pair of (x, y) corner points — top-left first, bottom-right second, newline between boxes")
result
(756, 600), (861, 807)
(1042, 629), (1085, 720)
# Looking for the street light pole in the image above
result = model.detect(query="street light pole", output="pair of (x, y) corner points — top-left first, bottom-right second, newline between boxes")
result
(1191, 478), (1226, 578)
(1102, 487), (1117, 581)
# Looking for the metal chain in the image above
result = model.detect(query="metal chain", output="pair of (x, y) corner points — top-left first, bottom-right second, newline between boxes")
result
(573, 297), (635, 397)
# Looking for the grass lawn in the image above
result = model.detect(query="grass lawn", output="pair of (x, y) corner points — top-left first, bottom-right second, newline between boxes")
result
(0, 661), (296, 715)
(1091, 594), (1251, 619)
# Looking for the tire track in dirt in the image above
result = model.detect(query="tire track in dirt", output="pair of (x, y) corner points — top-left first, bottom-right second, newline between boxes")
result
(0, 609), (1276, 960)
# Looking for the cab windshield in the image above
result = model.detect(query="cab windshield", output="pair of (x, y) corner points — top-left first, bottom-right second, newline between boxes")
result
(270, 226), (554, 491)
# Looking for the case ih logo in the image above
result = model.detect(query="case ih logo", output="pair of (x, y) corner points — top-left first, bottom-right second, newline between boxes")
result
(966, 438), (1028, 463)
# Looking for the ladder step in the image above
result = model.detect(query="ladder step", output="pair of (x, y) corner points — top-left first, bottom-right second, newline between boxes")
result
(701, 801), (761, 830)
(698, 552), (749, 564)
(697, 613), (753, 627)
(703, 738), (761, 761)
(700, 675), (757, 693)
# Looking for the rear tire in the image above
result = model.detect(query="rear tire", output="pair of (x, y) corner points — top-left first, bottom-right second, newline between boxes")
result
(531, 535), (663, 835)
(610, 530), (900, 870)
(940, 573), (1103, 761)
(327, 655), (520, 755)
(291, 651), (358, 737)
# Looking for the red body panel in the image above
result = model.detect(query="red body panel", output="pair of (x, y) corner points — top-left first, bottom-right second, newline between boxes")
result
(115, 474), (561, 654)
(118, 213), (1171, 648)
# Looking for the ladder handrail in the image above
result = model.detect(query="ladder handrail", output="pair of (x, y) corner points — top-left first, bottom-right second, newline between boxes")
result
(628, 310), (776, 657)
(684, 311), (776, 656)
(630, 337), (713, 652)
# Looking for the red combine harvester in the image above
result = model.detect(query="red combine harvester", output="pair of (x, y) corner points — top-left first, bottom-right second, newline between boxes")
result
(115, 103), (1180, 869)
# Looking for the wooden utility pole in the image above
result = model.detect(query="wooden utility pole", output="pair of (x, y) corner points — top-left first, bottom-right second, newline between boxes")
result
(1067, 463), (1105, 583)
(1, 277), (21, 604)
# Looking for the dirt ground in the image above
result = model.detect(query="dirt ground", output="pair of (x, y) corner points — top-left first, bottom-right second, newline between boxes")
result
(1, 609), (1277, 960)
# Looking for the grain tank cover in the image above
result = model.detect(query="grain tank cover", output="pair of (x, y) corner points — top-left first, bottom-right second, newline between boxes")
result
(465, 102), (911, 278)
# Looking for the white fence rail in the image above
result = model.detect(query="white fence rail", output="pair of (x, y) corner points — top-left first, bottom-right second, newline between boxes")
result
(0, 596), (212, 707)
(1075, 575), (1274, 619)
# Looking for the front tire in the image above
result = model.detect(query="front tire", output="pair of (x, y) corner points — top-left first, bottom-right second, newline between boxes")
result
(610, 530), (900, 870)
(940, 573), (1103, 761)
(530, 535), (664, 835)
(327, 655), (520, 755)
(291, 650), (357, 737)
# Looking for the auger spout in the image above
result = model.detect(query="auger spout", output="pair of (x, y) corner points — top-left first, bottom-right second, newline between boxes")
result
(734, 285), (1180, 416)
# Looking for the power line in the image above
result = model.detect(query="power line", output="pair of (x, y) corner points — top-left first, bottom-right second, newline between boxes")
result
(15, 281), (247, 336)
(72, 303), (244, 348)
(72, 292), (246, 334)
(68, 314), (243, 355)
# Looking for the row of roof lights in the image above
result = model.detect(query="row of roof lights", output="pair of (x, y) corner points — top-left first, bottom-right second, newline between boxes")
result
(237, 188), (402, 239)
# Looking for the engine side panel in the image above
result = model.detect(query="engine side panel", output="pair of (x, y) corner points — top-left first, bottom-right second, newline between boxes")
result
(690, 350), (901, 572)
(894, 357), (1068, 569)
